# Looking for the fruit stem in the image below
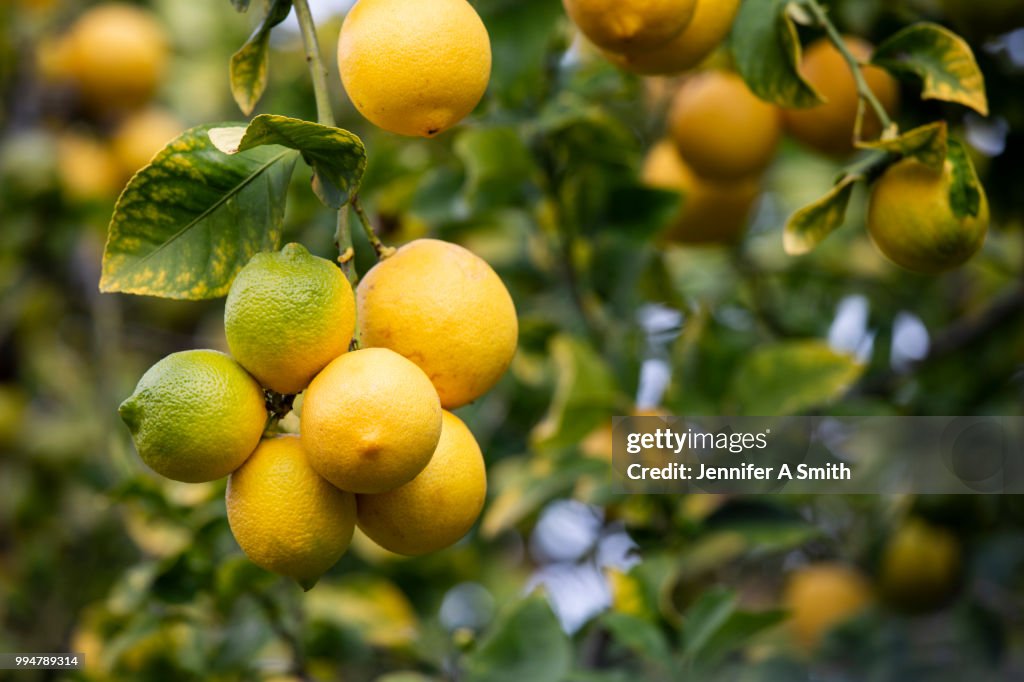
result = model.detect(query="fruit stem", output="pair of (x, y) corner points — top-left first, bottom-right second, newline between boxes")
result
(803, 0), (894, 133)
(292, 0), (336, 128)
(351, 195), (396, 260)
(334, 209), (358, 285)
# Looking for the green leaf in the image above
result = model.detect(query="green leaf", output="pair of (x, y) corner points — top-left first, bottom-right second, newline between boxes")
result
(682, 588), (736, 659)
(857, 120), (948, 171)
(100, 124), (298, 299)
(696, 609), (787, 668)
(731, 341), (865, 416)
(606, 186), (681, 241)
(872, 22), (988, 116)
(531, 335), (623, 449)
(731, 0), (823, 107)
(210, 114), (366, 209)
(601, 612), (676, 672)
(464, 597), (571, 682)
(783, 174), (860, 256)
(454, 126), (537, 211)
(230, 0), (292, 115)
(946, 138), (985, 219)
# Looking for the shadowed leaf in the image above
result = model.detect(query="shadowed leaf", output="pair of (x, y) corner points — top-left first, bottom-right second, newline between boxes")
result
(947, 138), (985, 219)
(872, 22), (988, 116)
(465, 597), (572, 682)
(101, 124), (298, 299)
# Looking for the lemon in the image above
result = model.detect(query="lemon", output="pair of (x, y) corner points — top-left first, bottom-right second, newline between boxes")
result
(563, 0), (698, 54)
(63, 3), (169, 111)
(868, 157), (989, 274)
(56, 132), (121, 203)
(301, 347), (442, 494)
(783, 563), (872, 649)
(357, 239), (518, 409)
(642, 139), (760, 244)
(880, 518), (960, 612)
(357, 411), (486, 555)
(782, 37), (900, 157)
(119, 350), (267, 483)
(337, 0), (491, 137)
(225, 243), (356, 395)
(111, 108), (183, 180)
(227, 435), (356, 588)
(668, 71), (780, 182)
(604, 0), (739, 75)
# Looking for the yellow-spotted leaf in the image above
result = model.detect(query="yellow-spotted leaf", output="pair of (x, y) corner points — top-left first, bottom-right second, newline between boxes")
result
(230, 0), (251, 11)
(857, 121), (949, 171)
(211, 114), (366, 209)
(731, 0), (823, 108)
(230, 0), (292, 115)
(872, 23), (988, 116)
(947, 138), (985, 219)
(100, 124), (298, 299)
(730, 341), (865, 416)
(783, 174), (860, 256)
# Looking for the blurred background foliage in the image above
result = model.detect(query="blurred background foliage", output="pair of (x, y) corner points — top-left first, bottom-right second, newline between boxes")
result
(1, 0), (1024, 680)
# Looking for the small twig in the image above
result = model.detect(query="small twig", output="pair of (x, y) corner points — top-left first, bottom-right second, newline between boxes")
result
(803, 0), (893, 133)
(292, 0), (335, 128)
(334, 209), (357, 285)
(351, 195), (396, 260)
(256, 591), (312, 681)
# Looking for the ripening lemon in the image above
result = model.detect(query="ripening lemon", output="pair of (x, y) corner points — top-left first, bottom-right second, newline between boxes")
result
(227, 435), (357, 588)
(301, 348), (442, 494)
(55, 132), (121, 203)
(784, 563), (872, 649)
(63, 3), (170, 111)
(357, 411), (486, 555)
(357, 239), (517, 408)
(642, 139), (760, 244)
(604, 0), (740, 76)
(867, 156), (989, 273)
(111, 108), (183, 180)
(338, 0), (491, 137)
(668, 71), (780, 182)
(119, 350), (267, 483)
(879, 518), (961, 613)
(782, 37), (900, 156)
(563, 0), (697, 54)
(225, 244), (356, 395)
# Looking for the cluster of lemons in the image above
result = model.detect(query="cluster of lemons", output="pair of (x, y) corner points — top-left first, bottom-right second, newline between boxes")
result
(120, 240), (518, 587)
(34, 3), (182, 203)
(563, 0), (988, 273)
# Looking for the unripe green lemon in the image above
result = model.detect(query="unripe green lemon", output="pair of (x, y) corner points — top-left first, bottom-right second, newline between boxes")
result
(227, 435), (356, 588)
(867, 157), (989, 274)
(225, 243), (356, 395)
(337, 0), (491, 137)
(119, 350), (267, 483)
(357, 411), (486, 555)
(563, 0), (698, 54)
(301, 347), (442, 494)
(357, 239), (518, 409)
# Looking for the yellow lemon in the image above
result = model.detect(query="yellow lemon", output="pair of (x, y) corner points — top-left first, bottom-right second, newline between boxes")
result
(337, 0), (491, 137)
(63, 3), (170, 111)
(783, 563), (872, 649)
(563, 0), (697, 54)
(357, 411), (486, 555)
(225, 243), (356, 395)
(301, 348), (442, 494)
(119, 350), (267, 483)
(111, 108), (184, 180)
(227, 435), (356, 587)
(880, 518), (960, 612)
(642, 139), (760, 244)
(56, 132), (121, 202)
(357, 239), (518, 409)
(668, 71), (780, 181)
(868, 157), (989, 273)
(782, 37), (900, 156)
(604, 0), (739, 76)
